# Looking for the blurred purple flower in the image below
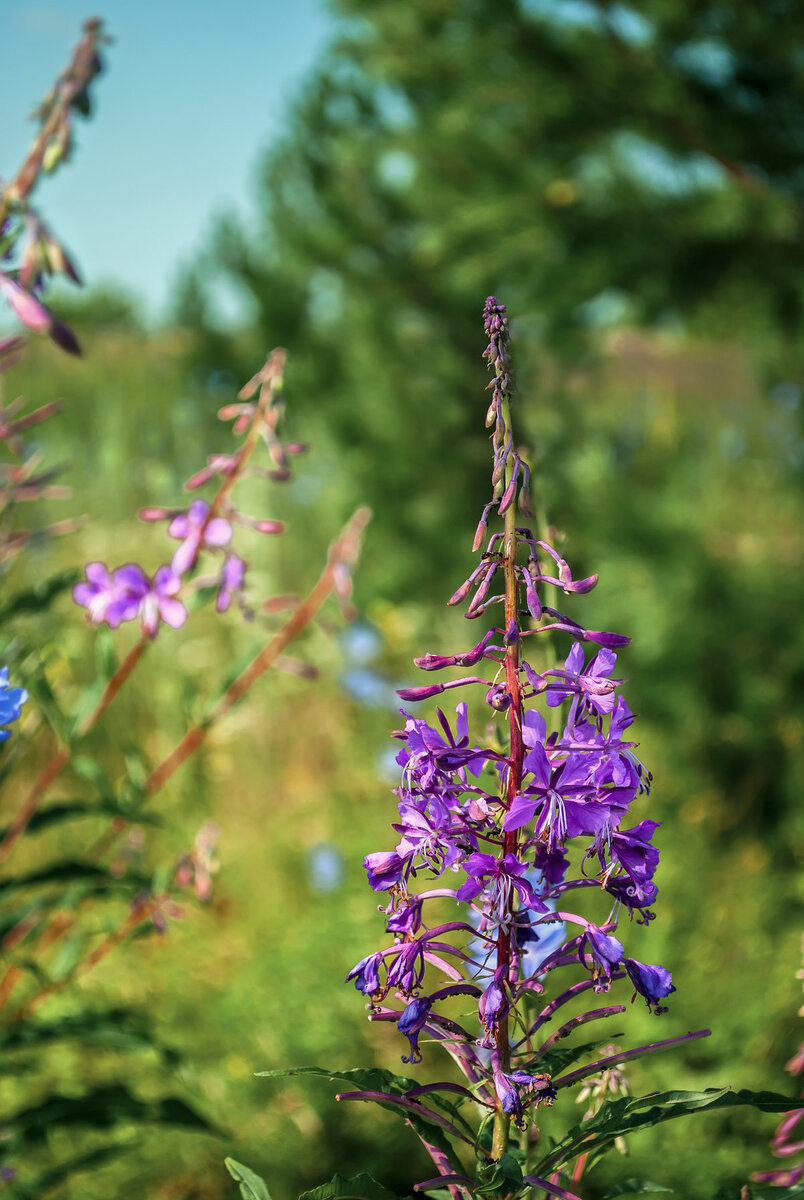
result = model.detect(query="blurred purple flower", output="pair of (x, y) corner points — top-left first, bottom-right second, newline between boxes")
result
(112, 564), (187, 637)
(169, 500), (232, 575)
(217, 553), (246, 613)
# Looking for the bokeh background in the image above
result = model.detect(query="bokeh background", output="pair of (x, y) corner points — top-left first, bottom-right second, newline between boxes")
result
(2, 1), (804, 1197)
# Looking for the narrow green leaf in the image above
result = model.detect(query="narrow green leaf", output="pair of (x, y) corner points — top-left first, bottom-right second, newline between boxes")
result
(9, 1084), (219, 1145)
(536, 1038), (622, 1079)
(0, 1006), (178, 1062)
(603, 1181), (673, 1197)
(256, 1065), (418, 1092)
(29, 1143), (127, 1194)
(474, 1152), (523, 1198)
(94, 628), (120, 681)
(298, 1172), (398, 1200)
(0, 798), (163, 841)
(25, 672), (72, 744)
(257, 1066), (465, 1175)
(535, 1088), (801, 1177)
(0, 859), (149, 900)
(475, 1111), (496, 1157)
(225, 1157), (272, 1200)
(0, 569), (80, 623)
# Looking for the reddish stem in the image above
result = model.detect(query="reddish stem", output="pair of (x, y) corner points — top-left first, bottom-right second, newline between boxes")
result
(92, 506), (371, 858)
(0, 636), (148, 865)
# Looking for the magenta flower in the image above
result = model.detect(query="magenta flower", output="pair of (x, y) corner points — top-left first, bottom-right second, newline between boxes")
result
(216, 553), (246, 613)
(493, 1066), (555, 1115)
(168, 500), (232, 576)
(112, 565), (187, 637)
(456, 852), (549, 917)
(579, 924), (625, 992)
(545, 643), (620, 719)
(73, 562), (127, 626)
(0, 272), (80, 355)
(342, 299), (685, 1170)
(346, 952), (384, 996)
(398, 997), (433, 1063)
(624, 958), (676, 1012)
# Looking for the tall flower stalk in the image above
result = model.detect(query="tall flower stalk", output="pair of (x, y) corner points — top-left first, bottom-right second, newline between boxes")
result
(343, 298), (709, 1195)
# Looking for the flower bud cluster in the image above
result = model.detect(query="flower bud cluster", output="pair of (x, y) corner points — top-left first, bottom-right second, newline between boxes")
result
(72, 352), (298, 638)
(0, 19), (111, 357)
(347, 298), (675, 1137)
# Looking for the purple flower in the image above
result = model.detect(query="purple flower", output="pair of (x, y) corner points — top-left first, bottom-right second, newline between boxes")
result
(217, 553), (246, 613)
(545, 644), (620, 718)
(624, 958), (676, 1012)
(0, 272), (80, 355)
(600, 820), (661, 892)
(346, 297), (672, 1130)
(493, 1067), (555, 1115)
(168, 500), (232, 576)
(387, 939), (426, 994)
(112, 564), (187, 638)
(504, 739), (624, 850)
(603, 872), (658, 922)
(394, 795), (475, 877)
(580, 924), (625, 992)
(398, 996), (432, 1063)
(346, 952), (384, 996)
(456, 852), (549, 918)
(364, 849), (409, 892)
(73, 562), (129, 626)
(478, 967), (509, 1046)
(394, 706), (490, 790)
(386, 897), (423, 937)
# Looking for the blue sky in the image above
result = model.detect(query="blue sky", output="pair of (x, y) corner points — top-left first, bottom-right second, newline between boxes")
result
(0, 1), (334, 322)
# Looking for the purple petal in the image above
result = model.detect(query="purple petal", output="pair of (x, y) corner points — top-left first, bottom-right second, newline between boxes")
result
(158, 597), (187, 630)
(502, 794), (539, 832)
(171, 533), (201, 576)
(168, 514), (191, 539)
(153, 565), (181, 597)
(84, 561), (111, 587)
(0, 275), (51, 333)
(113, 564), (149, 596)
(205, 517), (232, 547)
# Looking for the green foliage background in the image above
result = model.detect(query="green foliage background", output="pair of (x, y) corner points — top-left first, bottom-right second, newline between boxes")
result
(3, 1), (804, 1197)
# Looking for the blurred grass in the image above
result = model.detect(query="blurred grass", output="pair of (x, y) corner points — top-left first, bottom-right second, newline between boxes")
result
(1, 320), (802, 1197)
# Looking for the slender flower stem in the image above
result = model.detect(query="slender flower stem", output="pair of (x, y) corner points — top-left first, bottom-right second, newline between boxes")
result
(4, 895), (161, 1024)
(92, 507), (371, 858)
(1, 353), (285, 870)
(193, 349), (286, 568)
(551, 1028), (712, 1092)
(0, 636), (149, 865)
(0, 19), (106, 217)
(492, 391), (525, 1159)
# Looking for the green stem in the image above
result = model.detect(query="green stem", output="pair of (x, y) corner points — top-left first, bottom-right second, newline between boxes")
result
(491, 393), (524, 1160)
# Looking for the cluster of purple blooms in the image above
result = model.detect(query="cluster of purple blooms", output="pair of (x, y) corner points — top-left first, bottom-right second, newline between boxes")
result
(73, 500), (246, 636)
(72, 365), (299, 637)
(347, 298), (675, 1133)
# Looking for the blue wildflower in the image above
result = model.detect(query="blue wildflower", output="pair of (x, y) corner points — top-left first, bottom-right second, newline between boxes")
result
(0, 668), (27, 742)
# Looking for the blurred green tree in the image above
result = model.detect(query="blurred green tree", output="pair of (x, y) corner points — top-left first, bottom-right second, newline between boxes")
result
(177, 0), (804, 597)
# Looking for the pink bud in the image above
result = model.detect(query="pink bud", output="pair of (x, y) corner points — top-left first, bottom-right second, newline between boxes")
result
(0, 274), (50, 333)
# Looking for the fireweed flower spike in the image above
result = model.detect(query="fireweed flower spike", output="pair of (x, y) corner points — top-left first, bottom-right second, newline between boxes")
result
(344, 297), (709, 1192)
